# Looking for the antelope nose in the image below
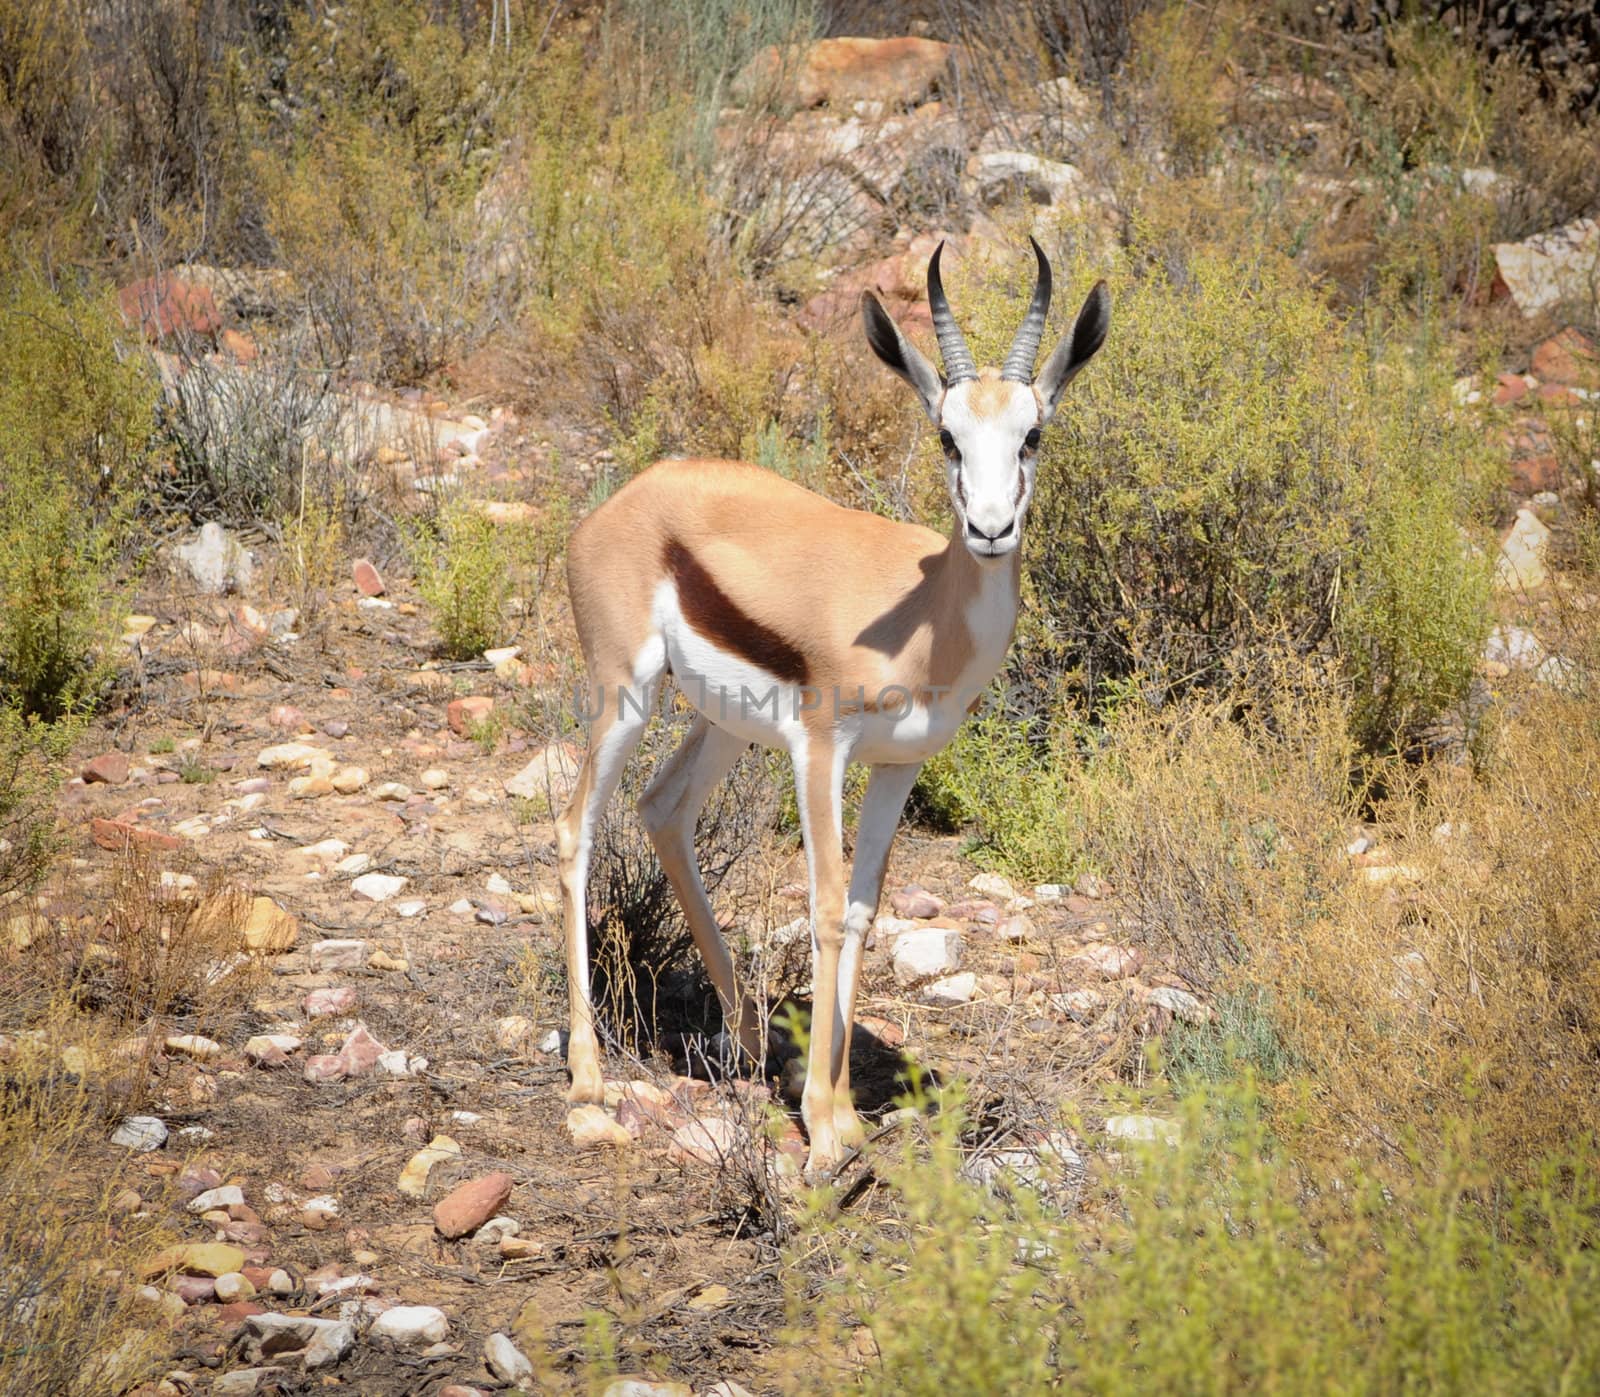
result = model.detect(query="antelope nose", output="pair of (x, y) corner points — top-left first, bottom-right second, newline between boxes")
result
(966, 517), (1015, 543)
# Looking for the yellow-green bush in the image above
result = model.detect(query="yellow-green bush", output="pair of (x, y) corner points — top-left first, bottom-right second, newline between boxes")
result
(406, 499), (520, 661)
(954, 243), (1494, 751)
(243, 0), (517, 381)
(0, 260), (151, 719)
(786, 1083), (1600, 1395)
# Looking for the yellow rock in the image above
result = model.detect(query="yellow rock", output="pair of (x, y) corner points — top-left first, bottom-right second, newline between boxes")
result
(566, 1104), (631, 1148)
(242, 896), (298, 953)
(141, 1242), (246, 1279)
(396, 1135), (461, 1198)
(332, 766), (369, 794)
(688, 1283), (731, 1311)
(368, 949), (409, 972)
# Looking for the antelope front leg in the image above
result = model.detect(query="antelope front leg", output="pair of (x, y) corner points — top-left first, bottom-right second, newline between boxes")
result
(792, 732), (851, 1176)
(833, 760), (923, 1148)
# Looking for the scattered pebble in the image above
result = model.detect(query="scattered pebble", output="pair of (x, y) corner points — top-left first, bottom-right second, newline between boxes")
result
(112, 1115), (168, 1151)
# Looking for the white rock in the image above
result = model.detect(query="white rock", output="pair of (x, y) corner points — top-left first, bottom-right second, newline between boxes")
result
(419, 768), (450, 790)
(377, 1050), (412, 1076)
(371, 781), (411, 802)
(371, 1305), (450, 1348)
(188, 1185), (244, 1213)
(971, 149), (1084, 205)
(111, 1115), (167, 1151)
(164, 1033), (222, 1061)
(474, 1216), (520, 1244)
(175, 521), (254, 594)
(257, 742), (332, 771)
(485, 873), (513, 895)
(335, 853), (372, 876)
(504, 743), (580, 804)
(484, 1332), (535, 1385)
(968, 872), (1017, 901)
(891, 927), (963, 984)
(302, 1195), (340, 1221)
(240, 1314), (354, 1369)
(1484, 624), (1545, 670)
(299, 838), (350, 863)
(351, 873), (407, 902)
(395, 899), (427, 918)
(1492, 216), (1600, 316)
(1144, 986), (1208, 1023)
(309, 939), (370, 971)
(922, 970), (977, 1005)
(1104, 1114), (1181, 1146)
(1495, 508), (1551, 592)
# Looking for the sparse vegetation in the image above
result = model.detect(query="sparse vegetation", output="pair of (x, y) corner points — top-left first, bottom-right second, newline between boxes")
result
(1, 0), (1598, 1389)
(405, 498), (519, 661)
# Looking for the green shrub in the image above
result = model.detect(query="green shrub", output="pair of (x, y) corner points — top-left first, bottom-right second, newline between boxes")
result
(0, 260), (151, 719)
(0, 704), (80, 903)
(242, 0), (518, 382)
(406, 499), (517, 661)
(787, 1081), (1600, 1395)
(953, 243), (1493, 751)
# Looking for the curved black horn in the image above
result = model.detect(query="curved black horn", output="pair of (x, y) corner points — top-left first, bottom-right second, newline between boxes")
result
(1001, 237), (1054, 382)
(927, 241), (977, 385)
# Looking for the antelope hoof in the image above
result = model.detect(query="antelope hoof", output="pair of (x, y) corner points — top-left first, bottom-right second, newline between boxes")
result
(834, 1104), (867, 1152)
(805, 1134), (845, 1180)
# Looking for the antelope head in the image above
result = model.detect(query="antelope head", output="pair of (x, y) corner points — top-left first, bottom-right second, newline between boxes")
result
(862, 238), (1110, 561)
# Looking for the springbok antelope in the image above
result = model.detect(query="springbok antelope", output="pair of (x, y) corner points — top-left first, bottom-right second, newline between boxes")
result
(557, 238), (1109, 1174)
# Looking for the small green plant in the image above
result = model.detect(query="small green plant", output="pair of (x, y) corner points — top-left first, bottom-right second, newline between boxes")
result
(148, 736), (174, 755)
(406, 499), (518, 662)
(175, 751), (214, 785)
(466, 712), (504, 756)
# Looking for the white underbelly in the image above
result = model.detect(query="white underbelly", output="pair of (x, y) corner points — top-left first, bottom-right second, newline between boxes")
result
(649, 581), (1007, 766)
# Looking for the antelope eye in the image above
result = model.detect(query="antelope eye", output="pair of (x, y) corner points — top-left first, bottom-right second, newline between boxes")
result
(939, 429), (958, 456)
(1023, 428), (1042, 452)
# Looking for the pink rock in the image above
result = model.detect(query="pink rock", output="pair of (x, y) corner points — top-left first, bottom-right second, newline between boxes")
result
(352, 559), (386, 597)
(177, 1168), (223, 1200)
(168, 1274), (216, 1304)
(82, 751), (130, 785)
(1069, 942), (1144, 980)
(432, 1170), (515, 1239)
(891, 886), (944, 919)
(447, 695), (494, 736)
(117, 273), (221, 342)
(338, 1023), (386, 1077)
(90, 817), (181, 852)
(247, 1040), (292, 1069)
(303, 1054), (347, 1084)
(268, 704), (305, 730)
(303, 986), (357, 1018)
(946, 899), (1000, 925)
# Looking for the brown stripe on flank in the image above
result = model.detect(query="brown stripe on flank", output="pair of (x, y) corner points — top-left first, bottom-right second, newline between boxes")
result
(663, 539), (810, 685)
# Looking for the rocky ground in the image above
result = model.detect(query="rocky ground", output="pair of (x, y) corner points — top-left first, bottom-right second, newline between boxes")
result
(16, 28), (1599, 1397)
(52, 300), (1588, 1394)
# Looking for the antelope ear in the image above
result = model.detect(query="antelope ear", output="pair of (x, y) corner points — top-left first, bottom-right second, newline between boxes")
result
(1035, 280), (1110, 423)
(861, 291), (943, 424)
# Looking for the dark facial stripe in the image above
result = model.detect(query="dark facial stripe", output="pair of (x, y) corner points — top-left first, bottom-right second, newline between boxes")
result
(663, 539), (810, 686)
